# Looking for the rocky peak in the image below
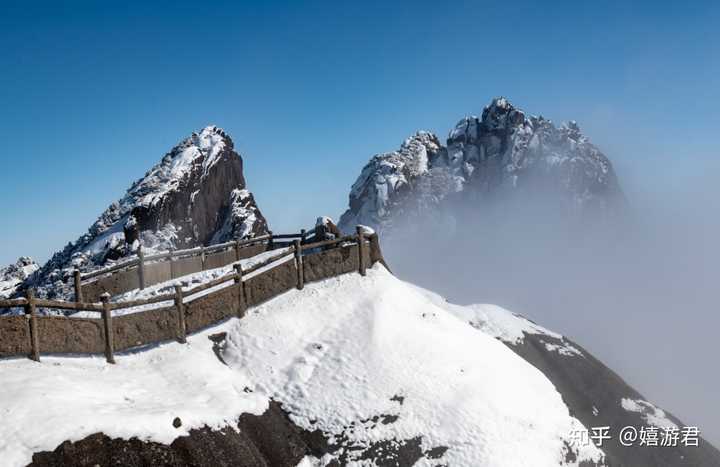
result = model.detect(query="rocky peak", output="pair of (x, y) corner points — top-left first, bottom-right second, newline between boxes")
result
(341, 131), (450, 232)
(24, 125), (268, 299)
(0, 257), (39, 299)
(339, 97), (624, 235)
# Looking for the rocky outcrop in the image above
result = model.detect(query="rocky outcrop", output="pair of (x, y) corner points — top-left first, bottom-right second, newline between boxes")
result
(24, 126), (268, 300)
(29, 401), (446, 467)
(0, 257), (39, 299)
(339, 97), (624, 234)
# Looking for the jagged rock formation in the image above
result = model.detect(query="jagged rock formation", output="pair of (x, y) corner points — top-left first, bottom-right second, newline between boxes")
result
(339, 97), (624, 234)
(25, 126), (268, 299)
(0, 257), (39, 299)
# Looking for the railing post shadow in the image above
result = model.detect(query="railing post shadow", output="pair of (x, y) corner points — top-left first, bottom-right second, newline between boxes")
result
(100, 293), (115, 364)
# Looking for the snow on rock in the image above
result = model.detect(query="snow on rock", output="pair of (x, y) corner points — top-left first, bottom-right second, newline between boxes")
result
(408, 286), (585, 359)
(0, 257), (39, 298)
(621, 398), (679, 430)
(129, 126), (228, 208)
(20, 125), (268, 303)
(223, 264), (605, 466)
(210, 188), (264, 243)
(339, 97), (624, 235)
(0, 264), (605, 466)
(339, 131), (457, 234)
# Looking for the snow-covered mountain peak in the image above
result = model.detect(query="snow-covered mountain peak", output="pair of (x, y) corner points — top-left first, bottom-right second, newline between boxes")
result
(342, 131), (449, 230)
(481, 96), (528, 129)
(128, 125), (230, 209)
(18, 126), (268, 301)
(340, 97), (625, 235)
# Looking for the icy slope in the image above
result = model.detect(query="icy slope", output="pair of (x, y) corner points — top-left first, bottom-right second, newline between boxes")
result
(223, 264), (604, 466)
(411, 285), (720, 466)
(0, 265), (604, 466)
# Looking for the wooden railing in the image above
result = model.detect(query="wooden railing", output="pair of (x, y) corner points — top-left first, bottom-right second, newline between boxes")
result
(74, 229), (322, 303)
(0, 227), (384, 364)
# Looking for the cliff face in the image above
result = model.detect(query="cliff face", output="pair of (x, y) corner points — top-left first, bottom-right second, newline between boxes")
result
(339, 97), (624, 235)
(26, 125), (268, 299)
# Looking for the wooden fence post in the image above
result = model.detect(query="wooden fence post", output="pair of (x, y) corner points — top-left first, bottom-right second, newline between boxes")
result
(294, 239), (304, 290)
(267, 230), (274, 250)
(73, 269), (84, 303)
(300, 229), (307, 245)
(137, 245), (146, 290)
(174, 285), (187, 344)
(100, 294), (115, 364)
(233, 264), (245, 317)
(356, 226), (366, 276)
(235, 239), (241, 262)
(200, 246), (206, 271)
(25, 289), (40, 362)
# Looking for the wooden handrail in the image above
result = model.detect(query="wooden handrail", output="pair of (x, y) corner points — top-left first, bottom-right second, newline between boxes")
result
(82, 258), (141, 280)
(0, 298), (29, 308)
(0, 225), (387, 364)
(81, 234), (272, 280)
(301, 235), (356, 252)
(184, 272), (238, 297)
(34, 298), (105, 313)
(108, 292), (175, 311)
(242, 249), (294, 276)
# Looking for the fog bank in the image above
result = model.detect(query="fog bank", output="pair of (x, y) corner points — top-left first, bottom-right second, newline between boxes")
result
(382, 171), (720, 446)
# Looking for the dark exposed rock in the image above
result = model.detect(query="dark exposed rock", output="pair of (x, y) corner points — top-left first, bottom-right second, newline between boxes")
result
(29, 402), (449, 467)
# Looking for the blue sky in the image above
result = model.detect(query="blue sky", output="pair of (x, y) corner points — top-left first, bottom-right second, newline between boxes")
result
(1, 0), (718, 265)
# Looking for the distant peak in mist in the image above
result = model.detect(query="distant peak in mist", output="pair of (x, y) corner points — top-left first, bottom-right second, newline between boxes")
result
(339, 97), (624, 235)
